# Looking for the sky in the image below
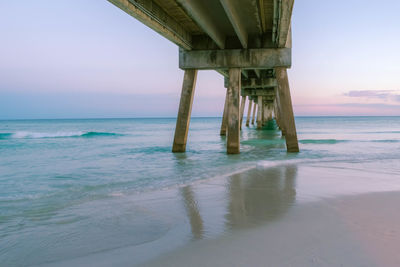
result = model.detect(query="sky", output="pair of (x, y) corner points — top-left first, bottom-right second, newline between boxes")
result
(0, 0), (400, 119)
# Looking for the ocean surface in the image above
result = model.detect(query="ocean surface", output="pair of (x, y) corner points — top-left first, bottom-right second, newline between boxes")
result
(1, 116), (400, 266)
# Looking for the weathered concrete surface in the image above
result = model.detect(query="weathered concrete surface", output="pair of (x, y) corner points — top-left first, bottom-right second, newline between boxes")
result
(179, 48), (291, 70)
(219, 0), (248, 48)
(239, 95), (246, 130)
(220, 88), (229, 136)
(241, 77), (277, 89)
(264, 104), (273, 121)
(241, 88), (275, 97)
(246, 100), (253, 127)
(251, 102), (256, 125)
(109, 0), (294, 51)
(277, 0), (295, 47)
(227, 68), (241, 154)
(172, 69), (197, 152)
(108, 0), (192, 50)
(276, 67), (299, 152)
(274, 91), (284, 134)
(257, 96), (263, 130)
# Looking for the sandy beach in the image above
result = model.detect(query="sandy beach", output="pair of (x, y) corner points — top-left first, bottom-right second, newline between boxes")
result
(144, 191), (400, 267)
(37, 162), (400, 267)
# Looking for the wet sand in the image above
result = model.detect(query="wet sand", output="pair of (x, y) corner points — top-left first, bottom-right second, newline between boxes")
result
(41, 163), (400, 267)
(144, 191), (400, 267)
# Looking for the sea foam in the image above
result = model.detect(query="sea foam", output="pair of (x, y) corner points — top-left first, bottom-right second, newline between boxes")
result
(0, 131), (122, 139)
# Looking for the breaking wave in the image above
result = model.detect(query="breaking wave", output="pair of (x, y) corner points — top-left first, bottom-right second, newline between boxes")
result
(0, 131), (123, 139)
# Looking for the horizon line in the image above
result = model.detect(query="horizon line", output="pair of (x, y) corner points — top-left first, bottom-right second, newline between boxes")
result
(1, 115), (400, 121)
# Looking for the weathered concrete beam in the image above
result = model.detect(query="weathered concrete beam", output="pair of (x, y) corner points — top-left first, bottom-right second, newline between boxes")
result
(263, 97), (275, 103)
(217, 69), (229, 78)
(277, 0), (294, 47)
(241, 77), (277, 89)
(220, 0), (248, 48)
(179, 48), (291, 70)
(108, 0), (192, 50)
(241, 88), (275, 97)
(258, 0), (267, 33)
(175, 0), (226, 49)
(242, 70), (249, 79)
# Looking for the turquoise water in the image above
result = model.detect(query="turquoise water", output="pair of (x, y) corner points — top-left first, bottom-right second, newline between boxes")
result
(1, 117), (400, 266)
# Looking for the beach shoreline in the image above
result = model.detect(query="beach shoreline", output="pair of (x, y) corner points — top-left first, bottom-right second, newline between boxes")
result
(34, 161), (400, 267)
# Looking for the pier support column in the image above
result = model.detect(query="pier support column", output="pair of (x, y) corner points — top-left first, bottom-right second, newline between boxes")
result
(227, 68), (241, 154)
(172, 69), (198, 152)
(251, 102), (256, 125)
(263, 104), (269, 125)
(220, 88), (229, 136)
(275, 88), (285, 135)
(246, 100), (252, 127)
(265, 104), (273, 121)
(239, 95), (246, 130)
(256, 96), (263, 129)
(273, 100), (279, 127)
(276, 67), (299, 152)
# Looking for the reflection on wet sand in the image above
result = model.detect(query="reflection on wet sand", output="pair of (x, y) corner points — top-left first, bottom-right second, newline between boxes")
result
(180, 186), (204, 240)
(180, 165), (297, 239)
(226, 165), (297, 229)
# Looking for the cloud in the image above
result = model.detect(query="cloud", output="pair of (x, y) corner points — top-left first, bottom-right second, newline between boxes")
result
(344, 90), (400, 102)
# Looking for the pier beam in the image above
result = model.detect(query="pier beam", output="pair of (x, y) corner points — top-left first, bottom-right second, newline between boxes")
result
(276, 67), (299, 152)
(220, 88), (229, 136)
(227, 68), (241, 154)
(256, 96), (263, 129)
(239, 95), (246, 130)
(172, 69), (198, 152)
(251, 102), (256, 125)
(246, 100), (252, 127)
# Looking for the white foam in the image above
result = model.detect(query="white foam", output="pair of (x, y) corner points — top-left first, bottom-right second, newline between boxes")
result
(11, 131), (84, 139)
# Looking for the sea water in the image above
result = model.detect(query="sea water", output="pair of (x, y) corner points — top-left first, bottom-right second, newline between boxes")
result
(1, 117), (400, 266)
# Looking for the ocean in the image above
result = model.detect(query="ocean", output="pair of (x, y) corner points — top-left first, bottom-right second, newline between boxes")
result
(1, 117), (400, 266)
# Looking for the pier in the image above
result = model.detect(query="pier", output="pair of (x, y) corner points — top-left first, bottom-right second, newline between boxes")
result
(109, 0), (299, 154)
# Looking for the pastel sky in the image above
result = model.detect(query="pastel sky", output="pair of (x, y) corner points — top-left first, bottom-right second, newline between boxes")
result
(1, 0), (400, 119)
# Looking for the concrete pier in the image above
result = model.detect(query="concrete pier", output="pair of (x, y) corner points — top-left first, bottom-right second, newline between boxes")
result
(172, 69), (197, 152)
(251, 102), (256, 125)
(246, 100), (252, 127)
(239, 96), (246, 130)
(276, 67), (299, 152)
(220, 89), (229, 136)
(227, 68), (241, 154)
(257, 96), (263, 130)
(110, 0), (299, 155)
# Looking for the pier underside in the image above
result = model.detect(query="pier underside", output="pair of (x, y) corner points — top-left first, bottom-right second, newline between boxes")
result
(108, 0), (299, 155)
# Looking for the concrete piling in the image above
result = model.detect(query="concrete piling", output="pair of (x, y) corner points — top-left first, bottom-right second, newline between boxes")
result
(227, 68), (241, 154)
(276, 67), (299, 152)
(246, 100), (252, 127)
(251, 102), (256, 125)
(239, 95), (246, 130)
(256, 96), (263, 130)
(172, 69), (197, 152)
(220, 88), (229, 136)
